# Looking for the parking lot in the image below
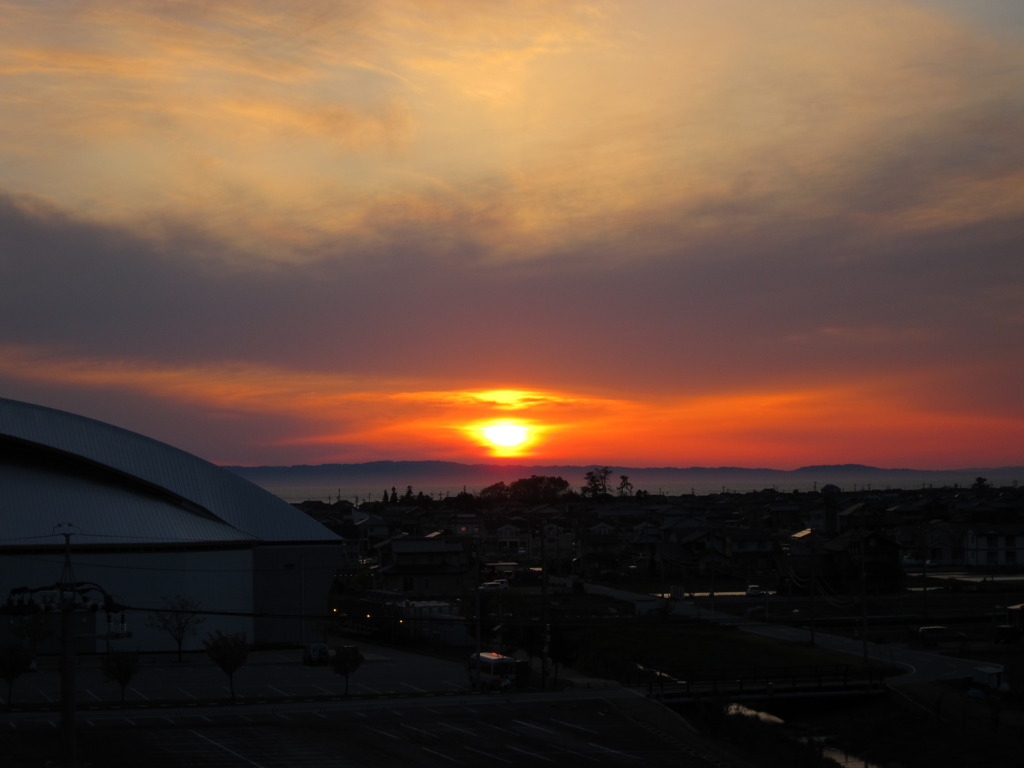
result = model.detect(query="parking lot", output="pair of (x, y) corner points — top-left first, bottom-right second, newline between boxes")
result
(0, 643), (742, 768)
(5, 644), (472, 707)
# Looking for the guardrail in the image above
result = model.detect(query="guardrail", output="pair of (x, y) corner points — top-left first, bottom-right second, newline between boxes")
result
(631, 664), (888, 702)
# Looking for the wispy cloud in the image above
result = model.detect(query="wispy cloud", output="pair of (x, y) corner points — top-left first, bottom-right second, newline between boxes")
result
(1, 1), (1021, 469)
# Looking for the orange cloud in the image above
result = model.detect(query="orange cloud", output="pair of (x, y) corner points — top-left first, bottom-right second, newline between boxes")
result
(4, 0), (1020, 265)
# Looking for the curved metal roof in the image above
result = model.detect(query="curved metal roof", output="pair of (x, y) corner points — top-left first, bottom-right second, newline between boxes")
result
(0, 398), (339, 547)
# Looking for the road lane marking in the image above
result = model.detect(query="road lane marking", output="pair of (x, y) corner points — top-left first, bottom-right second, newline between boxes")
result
(512, 719), (555, 734)
(361, 725), (399, 740)
(465, 746), (512, 764)
(478, 721), (515, 735)
(402, 723), (436, 737)
(421, 747), (463, 764)
(438, 722), (474, 736)
(189, 730), (266, 767)
(588, 742), (643, 760)
(551, 718), (598, 734)
(507, 744), (555, 762)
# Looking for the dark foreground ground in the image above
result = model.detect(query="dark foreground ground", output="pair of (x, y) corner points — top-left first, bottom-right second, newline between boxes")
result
(1, 695), (750, 768)
(6, 575), (1024, 768)
(0, 643), (758, 768)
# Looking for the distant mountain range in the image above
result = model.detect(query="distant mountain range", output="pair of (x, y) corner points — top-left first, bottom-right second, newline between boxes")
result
(223, 461), (1024, 503)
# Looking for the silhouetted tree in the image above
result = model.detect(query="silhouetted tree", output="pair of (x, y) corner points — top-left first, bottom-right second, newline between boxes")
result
(147, 595), (206, 661)
(508, 475), (570, 504)
(480, 481), (510, 502)
(204, 631), (249, 700)
(389, 487), (398, 504)
(448, 489), (477, 510)
(0, 644), (34, 707)
(583, 467), (613, 497)
(617, 475), (633, 496)
(101, 651), (141, 702)
(332, 645), (365, 695)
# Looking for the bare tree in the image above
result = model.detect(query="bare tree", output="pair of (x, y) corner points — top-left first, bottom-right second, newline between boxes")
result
(100, 651), (141, 702)
(9, 614), (52, 659)
(617, 475), (633, 496)
(146, 595), (206, 661)
(332, 645), (365, 696)
(203, 631), (248, 700)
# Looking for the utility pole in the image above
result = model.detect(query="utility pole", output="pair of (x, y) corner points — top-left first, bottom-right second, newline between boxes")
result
(860, 528), (869, 664)
(2, 523), (127, 768)
(541, 529), (549, 691)
(56, 523), (78, 768)
(809, 545), (817, 646)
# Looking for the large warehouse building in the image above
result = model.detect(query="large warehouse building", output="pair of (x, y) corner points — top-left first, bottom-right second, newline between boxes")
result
(0, 397), (342, 653)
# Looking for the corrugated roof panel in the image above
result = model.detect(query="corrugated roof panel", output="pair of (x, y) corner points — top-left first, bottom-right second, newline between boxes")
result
(0, 464), (255, 546)
(0, 398), (339, 545)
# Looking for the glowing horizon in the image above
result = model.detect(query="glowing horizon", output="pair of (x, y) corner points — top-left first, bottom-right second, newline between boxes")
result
(0, 346), (1020, 470)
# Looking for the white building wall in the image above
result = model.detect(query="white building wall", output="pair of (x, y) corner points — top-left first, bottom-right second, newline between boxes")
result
(252, 543), (343, 646)
(1, 548), (254, 654)
(964, 531), (1024, 568)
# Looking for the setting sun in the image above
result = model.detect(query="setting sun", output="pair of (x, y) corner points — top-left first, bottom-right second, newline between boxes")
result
(466, 419), (538, 457)
(482, 423), (530, 448)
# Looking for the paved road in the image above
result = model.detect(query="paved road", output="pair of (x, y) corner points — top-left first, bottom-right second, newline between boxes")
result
(1, 643), (752, 768)
(4, 693), (752, 768)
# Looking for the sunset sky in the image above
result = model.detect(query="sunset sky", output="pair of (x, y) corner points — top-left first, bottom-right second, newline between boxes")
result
(2, 0), (1022, 470)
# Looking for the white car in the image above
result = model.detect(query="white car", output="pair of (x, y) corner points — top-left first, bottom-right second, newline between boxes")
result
(479, 579), (509, 591)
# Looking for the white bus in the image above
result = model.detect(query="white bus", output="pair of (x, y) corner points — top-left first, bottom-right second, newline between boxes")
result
(467, 652), (518, 690)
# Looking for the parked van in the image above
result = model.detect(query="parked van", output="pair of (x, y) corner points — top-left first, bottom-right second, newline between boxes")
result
(916, 625), (966, 648)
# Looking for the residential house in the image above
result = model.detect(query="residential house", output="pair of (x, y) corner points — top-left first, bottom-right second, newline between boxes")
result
(821, 528), (903, 595)
(373, 535), (473, 597)
(727, 527), (780, 578)
(964, 524), (1024, 569)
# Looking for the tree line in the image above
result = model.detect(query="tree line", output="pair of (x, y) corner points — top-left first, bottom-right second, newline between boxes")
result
(372, 468), (643, 509)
